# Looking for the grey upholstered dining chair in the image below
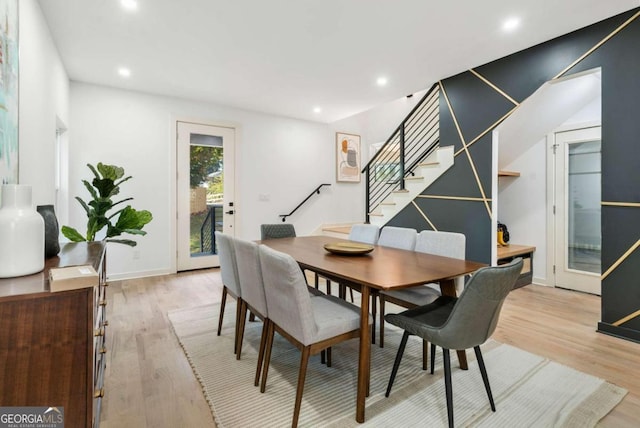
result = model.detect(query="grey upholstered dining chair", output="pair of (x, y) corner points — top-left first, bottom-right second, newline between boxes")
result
(260, 223), (296, 240)
(377, 226), (417, 250)
(258, 244), (371, 428)
(215, 232), (243, 355)
(365, 226), (417, 344)
(384, 258), (523, 428)
(233, 237), (270, 386)
(378, 230), (466, 348)
(349, 223), (380, 245)
(261, 222), (334, 296)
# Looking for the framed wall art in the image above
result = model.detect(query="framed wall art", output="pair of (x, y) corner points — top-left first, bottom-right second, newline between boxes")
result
(0, 0), (19, 185)
(336, 132), (361, 183)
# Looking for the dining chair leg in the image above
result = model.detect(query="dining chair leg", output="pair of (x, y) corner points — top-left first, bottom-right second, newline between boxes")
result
(236, 300), (248, 360)
(349, 288), (354, 303)
(292, 346), (311, 428)
(422, 340), (428, 370)
(379, 296), (385, 348)
(249, 312), (256, 322)
(474, 346), (496, 411)
(217, 286), (228, 336)
(443, 348), (454, 428)
(326, 279), (332, 295)
(430, 343), (436, 374)
(260, 321), (275, 393)
(314, 273), (319, 290)
(327, 347), (332, 367)
(234, 297), (243, 355)
(255, 319), (269, 387)
(321, 350), (326, 365)
(385, 331), (410, 397)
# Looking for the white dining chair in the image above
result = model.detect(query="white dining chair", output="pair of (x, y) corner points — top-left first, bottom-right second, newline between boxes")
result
(349, 224), (380, 245)
(215, 232), (243, 355)
(258, 244), (371, 428)
(377, 226), (417, 250)
(379, 230), (465, 353)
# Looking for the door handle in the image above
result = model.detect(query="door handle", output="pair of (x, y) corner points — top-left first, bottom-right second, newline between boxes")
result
(225, 210), (234, 215)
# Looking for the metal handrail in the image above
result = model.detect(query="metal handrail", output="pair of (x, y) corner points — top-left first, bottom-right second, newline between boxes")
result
(362, 82), (441, 223)
(279, 183), (331, 222)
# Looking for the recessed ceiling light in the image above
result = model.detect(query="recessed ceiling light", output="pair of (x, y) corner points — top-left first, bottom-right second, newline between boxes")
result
(121, 0), (138, 11)
(376, 77), (388, 87)
(118, 67), (131, 78)
(313, 107), (322, 114)
(502, 17), (520, 32)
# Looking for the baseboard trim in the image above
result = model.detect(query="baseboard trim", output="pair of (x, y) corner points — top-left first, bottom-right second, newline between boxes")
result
(107, 268), (173, 281)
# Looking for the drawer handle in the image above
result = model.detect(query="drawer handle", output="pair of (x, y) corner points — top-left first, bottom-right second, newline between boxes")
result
(94, 328), (104, 337)
(101, 320), (109, 327)
(103, 282), (109, 287)
(99, 347), (107, 354)
(94, 388), (105, 398)
(99, 300), (107, 307)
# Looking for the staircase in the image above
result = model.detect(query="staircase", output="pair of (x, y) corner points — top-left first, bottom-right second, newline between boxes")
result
(368, 145), (454, 226)
(362, 82), (452, 227)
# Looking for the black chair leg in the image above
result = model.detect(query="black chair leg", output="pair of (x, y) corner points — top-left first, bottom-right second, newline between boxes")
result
(385, 331), (410, 397)
(430, 343), (436, 374)
(474, 346), (496, 411)
(443, 348), (454, 428)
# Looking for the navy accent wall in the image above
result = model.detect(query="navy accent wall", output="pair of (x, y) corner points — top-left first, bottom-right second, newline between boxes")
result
(387, 7), (640, 342)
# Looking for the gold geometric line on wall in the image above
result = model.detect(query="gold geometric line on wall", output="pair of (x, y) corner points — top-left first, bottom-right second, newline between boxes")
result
(417, 195), (492, 202)
(613, 308), (640, 327)
(602, 201), (640, 208)
(554, 9), (640, 80)
(601, 237), (640, 280)
(454, 106), (520, 157)
(440, 82), (493, 219)
(469, 69), (520, 106)
(411, 201), (437, 231)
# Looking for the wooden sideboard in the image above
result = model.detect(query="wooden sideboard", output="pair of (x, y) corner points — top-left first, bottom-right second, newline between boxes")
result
(0, 242), (107, 428)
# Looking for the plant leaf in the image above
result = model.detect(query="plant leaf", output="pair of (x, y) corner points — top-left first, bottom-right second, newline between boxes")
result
(92, 178), (117, 198)
(75, 196), (91, 216)
(97, 163), (125, 181)
(61, 226), (87, 242)
(82, 179), (98, 200)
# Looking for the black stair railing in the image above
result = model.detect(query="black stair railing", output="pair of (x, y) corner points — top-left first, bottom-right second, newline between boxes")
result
(361, 82), (441, 223)
(279, 183), (331, 222)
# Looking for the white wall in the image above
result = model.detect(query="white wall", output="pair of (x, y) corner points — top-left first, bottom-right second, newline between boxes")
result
(18, 0), (69, 215)
(497, 87), (601, 285)
(69, 83), (368, 279)
(331, 89), (427, 161)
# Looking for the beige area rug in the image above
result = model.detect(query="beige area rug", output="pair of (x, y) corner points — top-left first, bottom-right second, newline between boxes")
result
(168, 303), (626, 428)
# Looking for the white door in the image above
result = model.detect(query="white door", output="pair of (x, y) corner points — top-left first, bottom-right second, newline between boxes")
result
(553, 126), (601, 294)
(177, 121), (235, 271)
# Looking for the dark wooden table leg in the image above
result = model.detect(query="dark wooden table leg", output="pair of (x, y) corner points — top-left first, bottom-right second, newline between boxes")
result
(356, 285), (370, 422)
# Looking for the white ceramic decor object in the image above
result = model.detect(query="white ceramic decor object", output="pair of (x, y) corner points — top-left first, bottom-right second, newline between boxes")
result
(0, 184), (45, 278)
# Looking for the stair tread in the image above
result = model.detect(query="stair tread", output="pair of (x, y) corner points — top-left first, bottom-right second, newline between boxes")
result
(405, 176), (424, 181)
(322, 226), (352, 234)
(418, 161), (440, 167)
(380, 202), (396, 206)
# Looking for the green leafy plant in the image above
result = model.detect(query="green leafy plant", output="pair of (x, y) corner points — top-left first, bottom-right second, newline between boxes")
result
(62, 163), (153, 247)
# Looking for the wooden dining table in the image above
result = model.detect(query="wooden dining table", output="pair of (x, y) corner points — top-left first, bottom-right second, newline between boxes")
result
(259, 235), (486, 423)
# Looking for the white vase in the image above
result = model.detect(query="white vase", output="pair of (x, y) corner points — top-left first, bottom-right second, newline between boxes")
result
(0, 184), (45, 278)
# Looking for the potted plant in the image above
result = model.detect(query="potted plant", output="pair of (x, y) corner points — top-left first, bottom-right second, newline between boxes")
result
(62, 163), (152, 246)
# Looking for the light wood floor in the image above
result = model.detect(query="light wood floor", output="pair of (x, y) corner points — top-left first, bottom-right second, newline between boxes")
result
(100, 271), (640, 427)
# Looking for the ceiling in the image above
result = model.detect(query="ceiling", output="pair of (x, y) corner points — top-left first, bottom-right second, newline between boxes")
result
(37, 0), (638, 123)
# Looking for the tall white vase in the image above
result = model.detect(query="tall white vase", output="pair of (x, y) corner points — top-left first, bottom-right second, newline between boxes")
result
(0, 184), (45, 278)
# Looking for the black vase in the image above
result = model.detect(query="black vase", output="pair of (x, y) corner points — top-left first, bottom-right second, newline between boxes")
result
(37, 205), (61, 258)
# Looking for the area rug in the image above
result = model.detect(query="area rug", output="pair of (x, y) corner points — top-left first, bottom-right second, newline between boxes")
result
(168, 302), (626, 427)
